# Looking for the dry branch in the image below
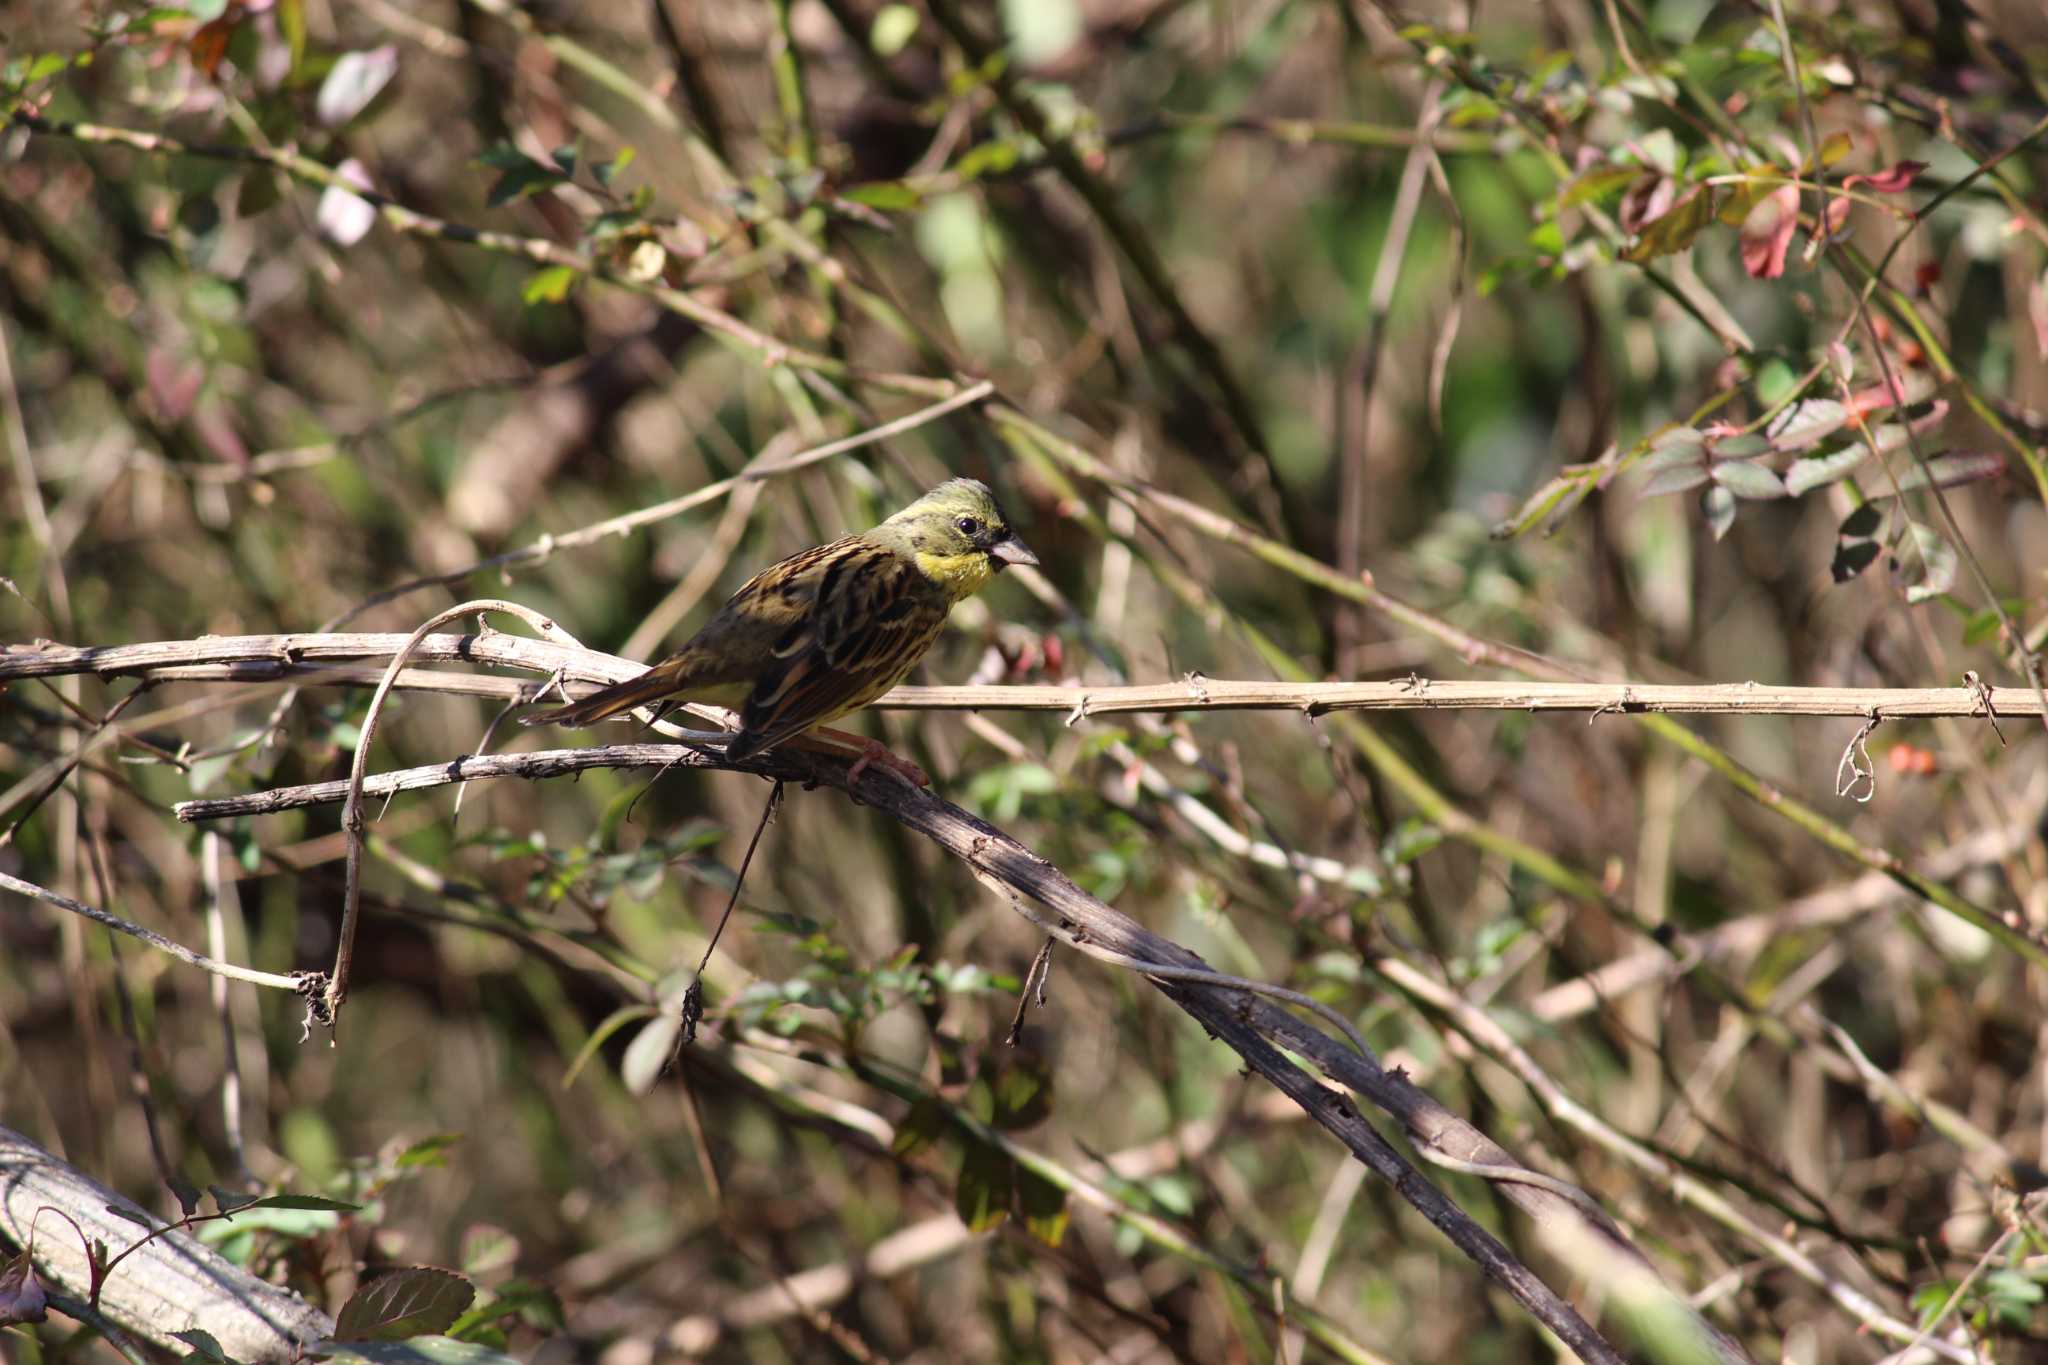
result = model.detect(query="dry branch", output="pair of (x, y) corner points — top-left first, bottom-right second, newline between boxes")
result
(0, 1126), (332, 1361)
(6, 634), (2039, 719)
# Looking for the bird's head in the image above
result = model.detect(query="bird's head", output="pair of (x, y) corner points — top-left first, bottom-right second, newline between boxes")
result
(877, 478), (1038, 602)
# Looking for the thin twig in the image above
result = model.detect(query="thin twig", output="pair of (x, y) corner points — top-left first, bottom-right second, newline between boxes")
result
(202, 832), (254, 1183)
(324, 601), (582, 1030)
(681, 780), (785, 1045)
(0, 871), (305, 994)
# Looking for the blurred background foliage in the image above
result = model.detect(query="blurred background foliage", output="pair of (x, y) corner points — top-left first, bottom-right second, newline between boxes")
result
(4, 0), (2048, 1360)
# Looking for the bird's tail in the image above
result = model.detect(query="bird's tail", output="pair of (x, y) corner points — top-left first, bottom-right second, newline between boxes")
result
(520, 669), (676, 728)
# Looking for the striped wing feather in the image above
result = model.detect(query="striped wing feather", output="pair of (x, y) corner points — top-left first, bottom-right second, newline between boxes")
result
(524, 536), (857, 728)
(727, 539), (947, 759)
(522, 534), (949, 751)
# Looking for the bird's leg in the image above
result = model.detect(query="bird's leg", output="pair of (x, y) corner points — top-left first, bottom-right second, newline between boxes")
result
(792, 726), (930, 788)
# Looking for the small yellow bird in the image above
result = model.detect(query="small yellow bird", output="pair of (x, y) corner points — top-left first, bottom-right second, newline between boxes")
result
(522, 479), (1037, 781)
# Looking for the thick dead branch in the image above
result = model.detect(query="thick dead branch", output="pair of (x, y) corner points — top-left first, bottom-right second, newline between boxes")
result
(0, 1126), (332, 1361)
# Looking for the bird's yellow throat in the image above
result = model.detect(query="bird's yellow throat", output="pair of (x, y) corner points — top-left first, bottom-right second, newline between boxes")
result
(914, 548), (996, 602)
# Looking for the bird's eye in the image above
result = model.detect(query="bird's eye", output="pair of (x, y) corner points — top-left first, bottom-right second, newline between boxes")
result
(955, 516), (980, 536)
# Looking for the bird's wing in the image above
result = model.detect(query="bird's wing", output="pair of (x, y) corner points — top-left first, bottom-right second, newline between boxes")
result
(731, 538), (940, 756)
(519, 538), (846, 727)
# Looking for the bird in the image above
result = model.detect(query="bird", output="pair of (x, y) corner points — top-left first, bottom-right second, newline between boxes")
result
(521, 478), (1037, 784)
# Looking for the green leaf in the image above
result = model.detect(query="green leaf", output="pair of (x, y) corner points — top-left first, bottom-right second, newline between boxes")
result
(1887, 451), (2004, 496)
(104, 1203), (157, 1230)
(475, 143), (533, 169)
(1632, 128), (1683, 176)
(1640, 464), (1709, 498)
(892, 1096), (950, 1157)
(952, 138), (1024, 181)
(1017, 1164), (1069, 1247)
(955, 1141), (1013, 1233)
(1902, 522), (1956, 604)
(334, 1268), (476, 1343)
(1715, 171), (1787, 226)
(963, 761), (1058, 822)
(1558, 163), (1637, 209)
(561, 1005), (651, 1091)
(1910, 1280), (1956, 1323)
(594, 146), (635, 189)
(1766, 398), (1850, 451)
(1621, 186), (1716, 263)
(246, 1194), (362, 1212)
(1839, 502), (1883, 538)
(446, 1281), (566, 1340)
(1382, 818), (1442, 866)
(520, 265), (578, 306)
(1831, 536), (1880, 583)
(619, 1011), (682, 1095)
(11, 52), (76, 87)
(1811, 130), (1853, 169)
(114, 9), (193, 36)
(1490, 471), (1590, 537)
(198, 1204), (343, 1243)
(872, 4), (921, 56)
(1783, 446), (1869, 496)
(1962, 601), (2025, 647)
(1641, 427), (1704, 467)
(1143, 1173), (1195, 1216)
(1701, 485), (1737, 541)
(843, 180), (924, 212)
(483, 159), (569, 208)
(987, 1054), (1054, 1130)
(171, 1329), (229, 1362)
(311, 1336), (519, 1365)
(1711, 460), (1786, 499)
(1755, 358), (1798, 407)
(396, 1134), (464, 1169)
(167, 1175), (202, 1218)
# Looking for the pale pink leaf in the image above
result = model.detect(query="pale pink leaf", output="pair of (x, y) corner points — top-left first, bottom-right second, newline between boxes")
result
(1739, 184), (1800, 279)
(1841, 161), (1927, 194)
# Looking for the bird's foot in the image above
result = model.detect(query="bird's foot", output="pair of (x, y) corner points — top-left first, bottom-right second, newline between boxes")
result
(844, 738), (929, 789)
(792, 726), (931, 788)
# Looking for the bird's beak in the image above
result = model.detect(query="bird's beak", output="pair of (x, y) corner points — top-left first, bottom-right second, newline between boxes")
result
(989, 534), (1038, 571)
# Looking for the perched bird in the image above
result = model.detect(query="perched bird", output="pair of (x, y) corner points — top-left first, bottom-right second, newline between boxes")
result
(522, 478), (1037, 782)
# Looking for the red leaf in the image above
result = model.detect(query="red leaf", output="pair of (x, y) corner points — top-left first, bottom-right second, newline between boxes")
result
(1844, 375), (1915, 417)
(1842, 160), (1927, 194)
(146, 349), (203, 423)
(0, 1249), (47, 1327)
(1739, 184), (1800, 279)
